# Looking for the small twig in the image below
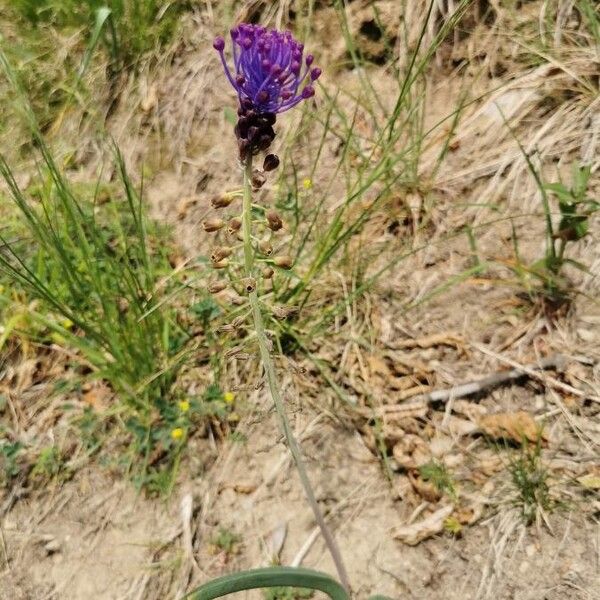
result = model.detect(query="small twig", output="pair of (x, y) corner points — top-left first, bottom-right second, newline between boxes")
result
(357, 351), (595, 417)
(470, 344), (599, 403)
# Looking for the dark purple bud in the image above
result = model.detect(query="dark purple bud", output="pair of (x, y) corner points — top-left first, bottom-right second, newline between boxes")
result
(291, 61), (301, 75)
(247, 126), (259, 141)
(305, 54), (314, 66)
(236, 75), (245, 86)
(301, 86), (315, 99)
(271, 63), (282, 75)
(251, 169), (266, 189)
(263, 154), (280, 172)
(263, 113), (276, 126)
(230, 28), (239, 40)
(257, 90), (269, 104)
(262, 59), (271, 70)
(238, 139), (249, 160)
(310, 68), (322, 81)
(213, 37), (225, 51)
(281, 90), (292, 100)
(258, 134), (273, 151)
(242, 37), (252, 49)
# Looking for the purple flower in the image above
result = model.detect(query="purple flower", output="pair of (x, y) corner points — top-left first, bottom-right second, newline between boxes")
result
(213, 24), (321, 115)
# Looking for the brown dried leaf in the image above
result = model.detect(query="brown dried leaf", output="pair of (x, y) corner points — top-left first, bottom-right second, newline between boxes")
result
(82, 383), (112, 411)
(392, 505), (454, 545)
(478, 411), (543, 443)
(408, 471), (441, 502)
(392, 434), (432, 470)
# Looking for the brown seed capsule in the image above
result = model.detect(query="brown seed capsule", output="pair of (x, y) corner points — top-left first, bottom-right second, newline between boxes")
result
(258, 238), (273, 256)
(273, 255), (293, 269)
(272, 305), (299, 320)
(224, 345), (244, 358)
(251, 169), (266, 190)
(231, 315), (247, 329)
(203, 218), (225, 232)
(241, 277), (257, 294)
(210, 246), (233, 262)
(117, 297), (130, 314)
(263, 154), (280, 172)
(266, 210), (283, 232)
(208, 280), (227, 293)
(211, 194), (235, 209)
(212, 259), (229, 269)
(262, 266), (274, 279)
(227, 217), (242, 234)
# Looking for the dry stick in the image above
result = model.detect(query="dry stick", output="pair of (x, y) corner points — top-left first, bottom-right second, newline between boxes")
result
(469, 344), (600, 404)
(359, 352), (595, 418)
(242, 156), (350, 591)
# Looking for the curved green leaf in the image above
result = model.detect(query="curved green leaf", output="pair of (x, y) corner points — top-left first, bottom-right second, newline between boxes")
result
(184, 567), (349, 600)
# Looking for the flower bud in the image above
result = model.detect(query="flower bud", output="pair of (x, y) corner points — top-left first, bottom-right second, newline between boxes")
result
(211, 246), (233, 262)
(227, 217), (242, 234)
(208, 280), (227, 293)
(262, 266), (274, 279)
(251, 169), (266, 190)
(203, 218), (225, 232)
(258, 238), (273, 256)
(266, 210), (283, 231)
(211, 194), (235, 209)
(263, 154), (280, 172)
(212, 259), (229, 269)
(241, 277), (257, 294)
(273, 255), (293, 269)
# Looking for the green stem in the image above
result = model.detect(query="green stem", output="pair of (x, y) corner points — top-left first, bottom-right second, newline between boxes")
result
(242, 156), (350, 592)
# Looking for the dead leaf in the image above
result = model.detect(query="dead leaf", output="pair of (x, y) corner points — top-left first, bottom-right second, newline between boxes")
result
(140, 84), (158, 112)
(577, 474), (600, 490)
(408, 471), (441, 502)
(392, 505), (454, 545)
(392, 434), (432, 470)
(82, 382), (112, 411)
(478, 411), (543, 443)
(266, 522), (287, 561)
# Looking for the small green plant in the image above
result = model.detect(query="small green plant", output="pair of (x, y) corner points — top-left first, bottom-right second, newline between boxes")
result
(0, 438), (25, 486)
(513, 156), (598, 303)
(264, 586), (314, 600)
(30, 445), (67, 483)
(419, 460), (457, 500)
(0, 50), (211, 488)
(210, 527), (242, 556)
(508, 437), (554, 525)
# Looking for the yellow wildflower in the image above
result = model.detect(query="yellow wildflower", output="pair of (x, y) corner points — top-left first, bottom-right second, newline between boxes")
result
(171, 427), (184, 441)
(178, 400), (190, 412)
(60, 318), (74, 330)
(302, 178), (312, 190)
(223, 391), (235, 404)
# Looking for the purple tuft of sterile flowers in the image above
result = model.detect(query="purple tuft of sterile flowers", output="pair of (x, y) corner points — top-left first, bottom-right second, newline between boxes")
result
(213, 24), (321, 116)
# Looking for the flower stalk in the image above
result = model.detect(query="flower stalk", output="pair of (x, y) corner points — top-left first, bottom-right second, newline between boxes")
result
(242, 155), (349, 592)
